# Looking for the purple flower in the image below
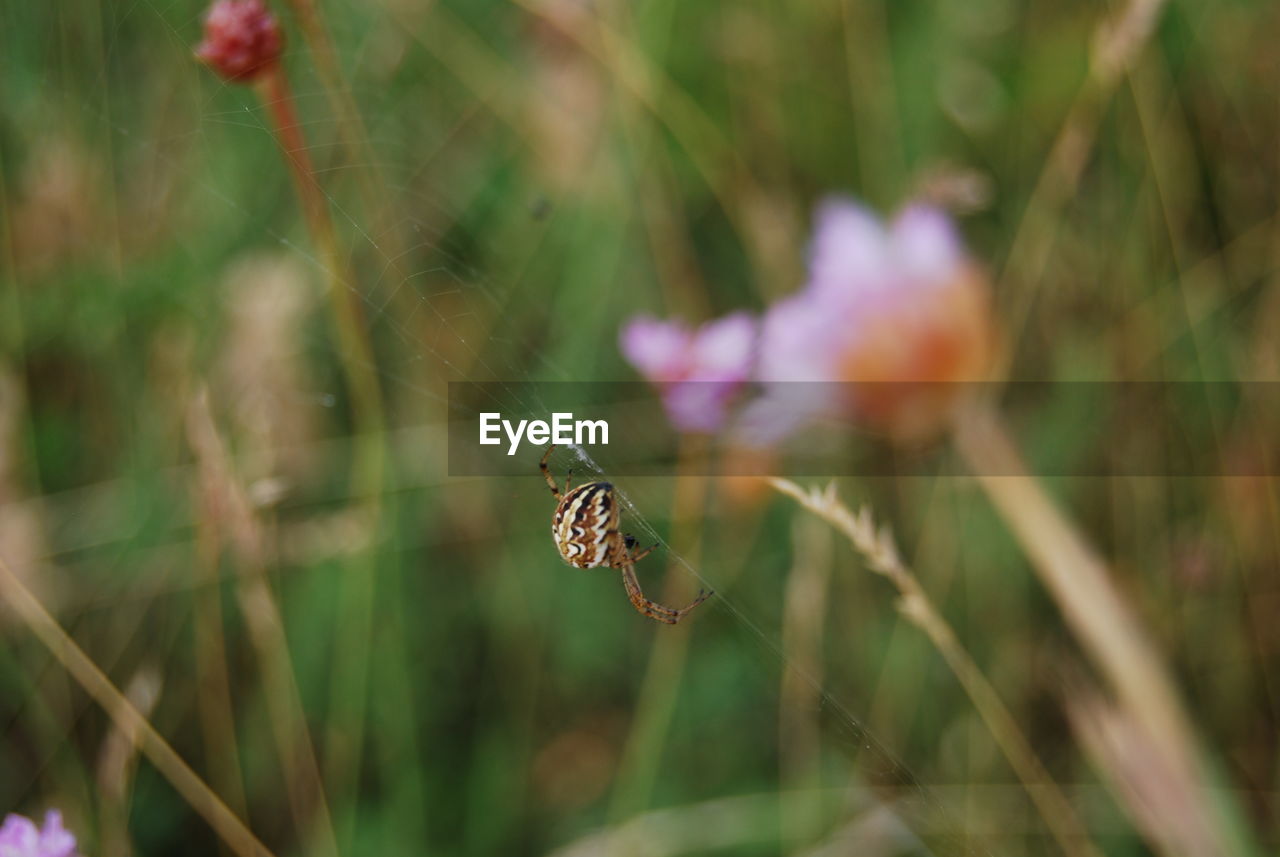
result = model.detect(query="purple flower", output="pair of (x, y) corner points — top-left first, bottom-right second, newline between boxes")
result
(0, 811), (78, 857)
(806, 200), (963, 306)
(619, 313), (756, 433)
(747, 197), (992, 443)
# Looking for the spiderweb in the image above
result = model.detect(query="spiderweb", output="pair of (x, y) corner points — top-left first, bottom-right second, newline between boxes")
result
(14, 2), (1018, 854)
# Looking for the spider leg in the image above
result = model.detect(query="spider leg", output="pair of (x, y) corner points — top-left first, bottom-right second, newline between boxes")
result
(628, 542), (658, 564)
(540, 444), (560, 499)
(620, 563), (713, 625)
(564, 467), (573, 494)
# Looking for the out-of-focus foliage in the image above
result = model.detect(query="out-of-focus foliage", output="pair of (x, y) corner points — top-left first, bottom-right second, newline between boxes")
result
(0, 0), (1277, 855)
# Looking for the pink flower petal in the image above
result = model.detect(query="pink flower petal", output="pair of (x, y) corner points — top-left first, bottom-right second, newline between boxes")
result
(619, 316), (692, 383)
(736, 385), (832, 446)
(688, 312), (756, 381)
(757, 293), (848, 383)
(0, 815), (40, 857)
(805, 196), (891, 302)
(663, 381), (738, 433)
(36, 811), (75, 857)
(0, 810), (77, 857)
(620, 312), (758, 433)
(889, 204), (963, 285)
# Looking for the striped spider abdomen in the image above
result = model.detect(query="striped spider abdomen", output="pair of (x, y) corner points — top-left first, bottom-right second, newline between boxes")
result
(552, 481), (624, 568)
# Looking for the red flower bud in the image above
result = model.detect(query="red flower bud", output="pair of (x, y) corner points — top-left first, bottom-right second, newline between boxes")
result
(194, 0), (283, 83)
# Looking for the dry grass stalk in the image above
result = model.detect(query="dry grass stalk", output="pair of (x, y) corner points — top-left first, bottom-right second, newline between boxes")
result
(769, 477), (1102, 857)
(952, 404), (1232, 855)
(0, 552), (277, 857)
(1064, 676), (1224, 857)
(185, 387), (341, 857)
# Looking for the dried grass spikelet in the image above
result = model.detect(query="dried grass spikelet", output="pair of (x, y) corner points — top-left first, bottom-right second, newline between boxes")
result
(769, 477), (1105, 857)
(215, 252), (318, 501)
(768, 479), (905, 582)
(770, 479), (936, 636)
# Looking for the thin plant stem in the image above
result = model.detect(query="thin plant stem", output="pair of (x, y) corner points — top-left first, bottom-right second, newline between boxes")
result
(769, 478), (1104, 857)
(996, 0), (1170, 376)
(778, 511), (834, 847)
(841, 0), (906, 209)
(0, 553), (278, 857)
(255, 65), (384, 430)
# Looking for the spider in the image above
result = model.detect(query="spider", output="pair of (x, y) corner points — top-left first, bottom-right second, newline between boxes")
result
(540, 444), (712, 624)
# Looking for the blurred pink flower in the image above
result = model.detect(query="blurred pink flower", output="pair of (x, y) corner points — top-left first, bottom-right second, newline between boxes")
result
(0, 810), (77, 857)
(619, 313), (756, 433)
(194, 0), (283, 82)
(747, 197), (993, 443)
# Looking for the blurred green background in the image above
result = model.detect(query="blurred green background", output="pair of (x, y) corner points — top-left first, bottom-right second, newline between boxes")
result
(1, 0), (1278, 854)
